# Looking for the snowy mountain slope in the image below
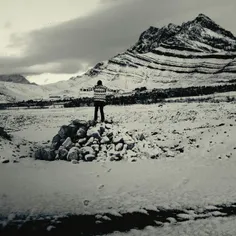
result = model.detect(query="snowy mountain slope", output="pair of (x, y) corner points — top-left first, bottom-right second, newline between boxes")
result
(0, 82), (51, 103)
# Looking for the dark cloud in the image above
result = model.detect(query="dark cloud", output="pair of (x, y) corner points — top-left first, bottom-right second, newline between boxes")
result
(1, 0), (236, 76)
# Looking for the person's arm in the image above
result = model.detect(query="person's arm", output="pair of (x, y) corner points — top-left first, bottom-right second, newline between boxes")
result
(86, 86), (94, 91)
(106, 87), (119, 93)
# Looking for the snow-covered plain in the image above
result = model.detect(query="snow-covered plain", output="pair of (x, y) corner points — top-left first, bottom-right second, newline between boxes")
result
(1, 100), (236, 234)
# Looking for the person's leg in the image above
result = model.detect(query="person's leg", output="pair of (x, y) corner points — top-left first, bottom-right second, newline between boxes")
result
(100, 102), (105, 122)
(94, 102), (99, 121)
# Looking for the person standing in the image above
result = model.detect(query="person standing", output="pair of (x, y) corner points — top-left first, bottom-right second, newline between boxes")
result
(93, 80), (107, 122)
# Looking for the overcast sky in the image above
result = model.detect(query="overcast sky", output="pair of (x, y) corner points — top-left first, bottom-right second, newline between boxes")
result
(0, 0), (236, 84)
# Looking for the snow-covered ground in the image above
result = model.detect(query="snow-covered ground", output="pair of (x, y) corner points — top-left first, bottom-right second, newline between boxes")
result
(1, 101), (236, 234)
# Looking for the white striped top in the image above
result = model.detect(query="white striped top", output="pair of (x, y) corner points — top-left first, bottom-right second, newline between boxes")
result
(93, 85), (107, 102)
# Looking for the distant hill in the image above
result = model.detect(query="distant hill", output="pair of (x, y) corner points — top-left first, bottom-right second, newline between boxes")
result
(0, 74), (30, 84)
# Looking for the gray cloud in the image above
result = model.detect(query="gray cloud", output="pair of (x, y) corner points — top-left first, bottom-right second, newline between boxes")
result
(1, 0), (236, 76)
(4, 21), (12, 29)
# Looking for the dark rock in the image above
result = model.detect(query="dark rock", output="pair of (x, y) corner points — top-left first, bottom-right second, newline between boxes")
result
(72, 119), (88, 127)
(68, 124), (79, 138)
(80, 147), (95, 158)
(58, 148), (69, 160)
(19, 155), (26, 159)
(62, 137), (73, 150)
(34, 148), (55, 161)
(106, 130), (113, 138)
(176, 147), (184, 153)
(76, 127), (87, 138)
(91, 144), (100, 152)
(2, 159), (10, 164)
(87, 120), (97, 127)
(67, 147), (80, 161)
(137, 133), (145, 141)
(110, 155), (122, 161)
(218, 123), (225, 127)
(58, 125), (70, 139)
(99, 126), (106, 135)
(84, 154), (96, 162)
(51, 134), (61, 150)
(126, 141), (135, 150)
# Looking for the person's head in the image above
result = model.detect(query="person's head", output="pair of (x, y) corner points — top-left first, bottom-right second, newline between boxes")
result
(97, 80), (102, 86)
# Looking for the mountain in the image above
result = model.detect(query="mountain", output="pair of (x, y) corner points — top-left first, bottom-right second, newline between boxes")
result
(0, 74), (31, 84)
(1, 13), (236, 102)
(78, 13), (236, 90)
(0, 74), (41, 103)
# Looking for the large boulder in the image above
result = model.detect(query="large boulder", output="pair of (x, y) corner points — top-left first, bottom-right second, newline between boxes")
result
(67, 147), (80, 161)
(35, 148), (55, 161)
(58, 147), (68, 160)
(87, 127), (101, 139)
(62, 137), (73, 150)
(67, 124), (78, 139)
(51, 134), (61, 150)
(76, 127), (87, 139)
(58, 125), (70, 139)
(79, 146), (95, 158)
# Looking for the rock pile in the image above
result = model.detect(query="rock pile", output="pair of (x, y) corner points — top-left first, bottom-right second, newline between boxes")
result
(34, 119), (147, 163)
